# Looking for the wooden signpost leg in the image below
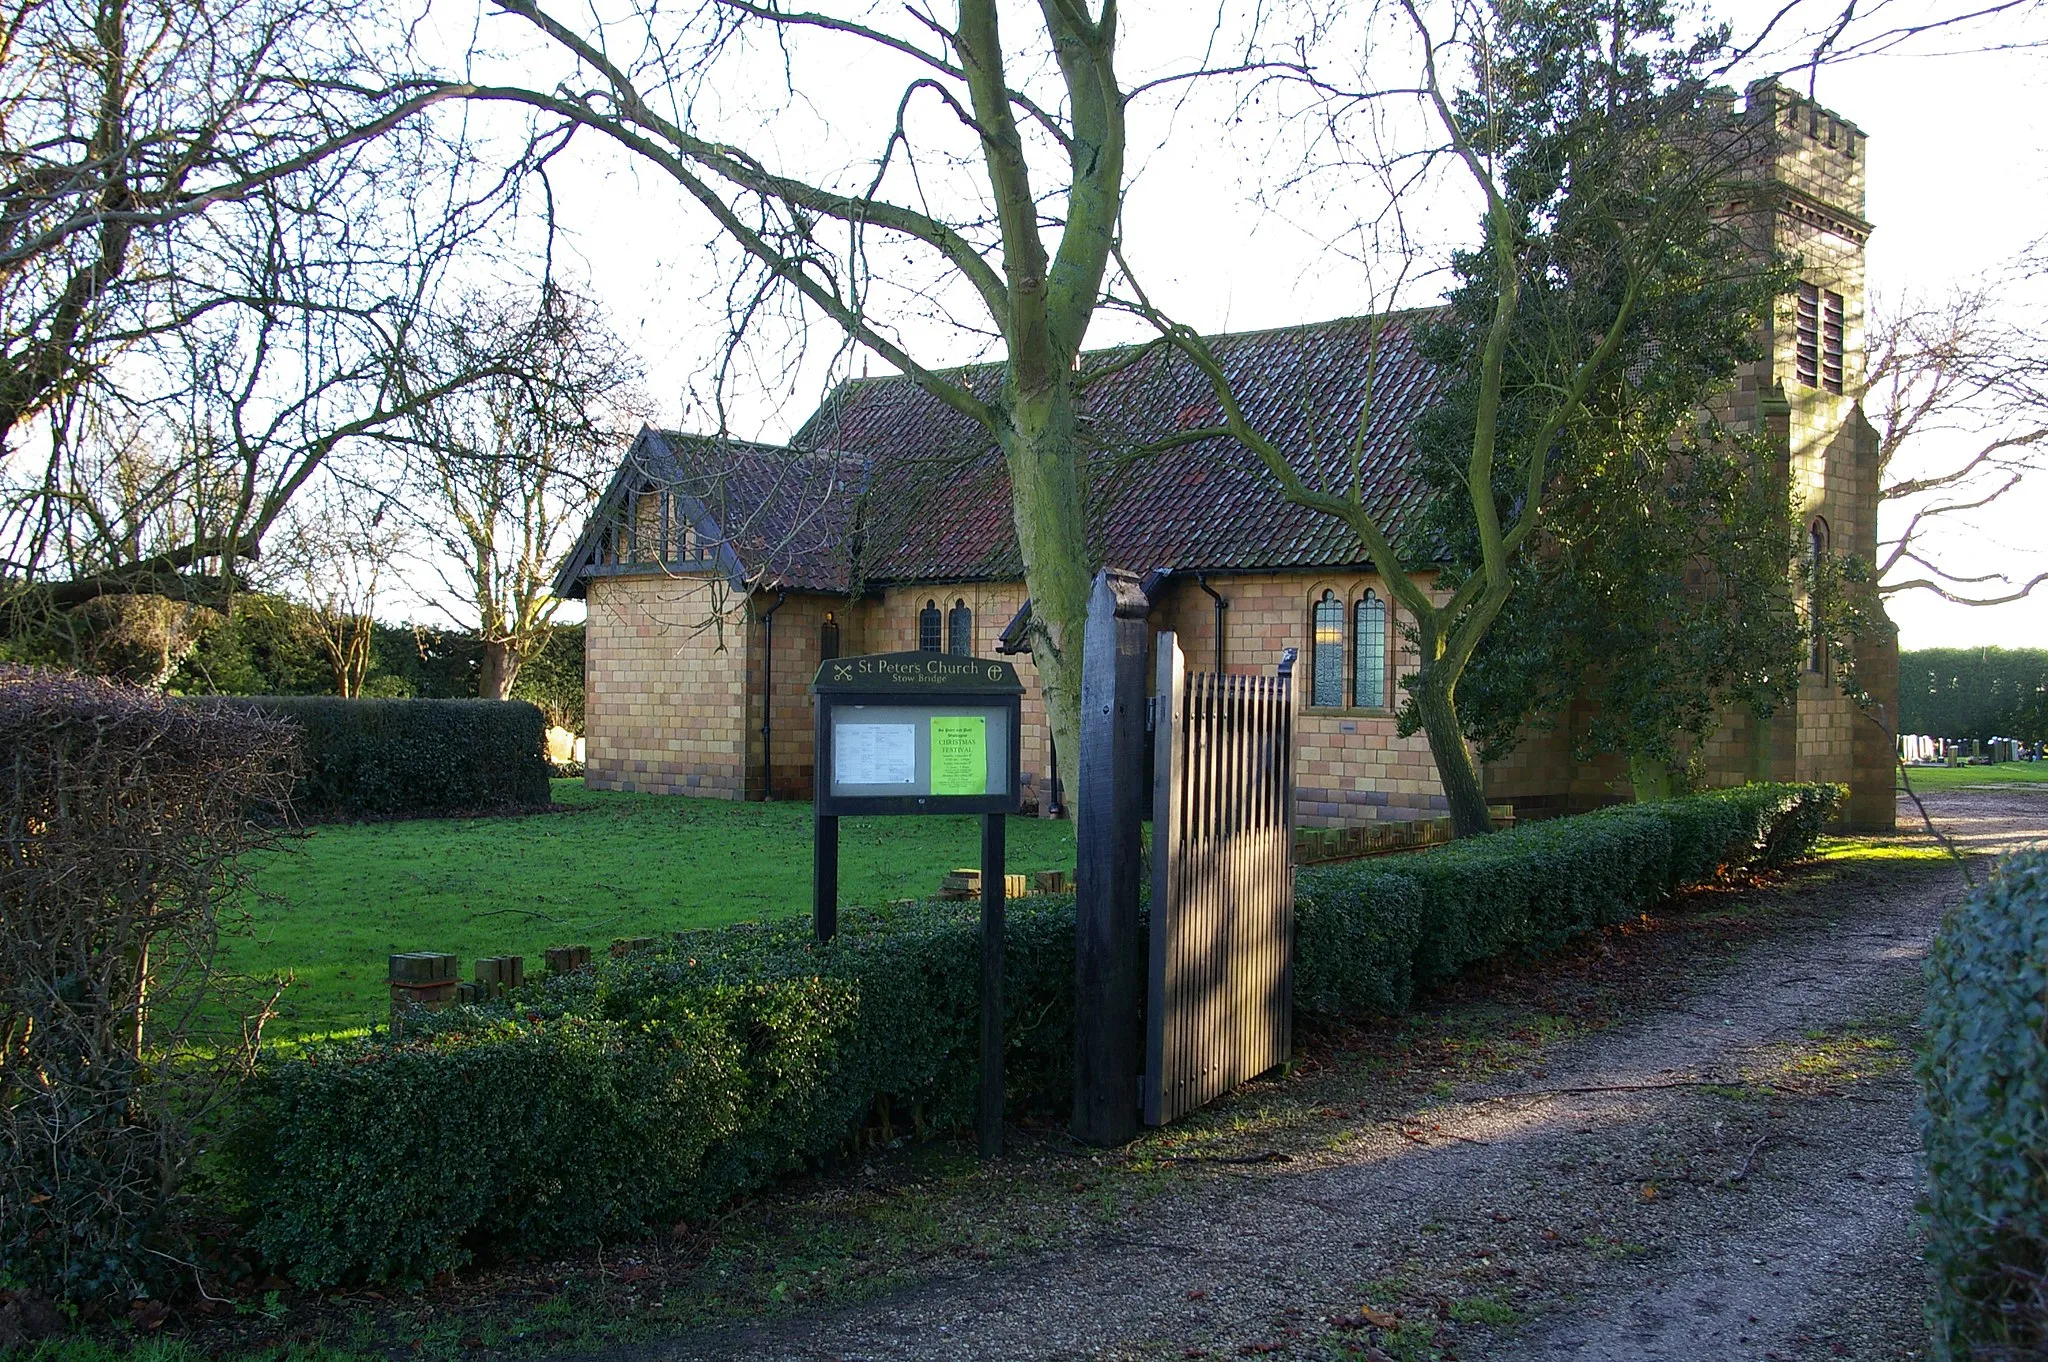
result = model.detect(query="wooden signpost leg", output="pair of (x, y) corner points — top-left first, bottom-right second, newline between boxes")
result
(979, 811), (1005, 1159)
(813, 810), (838, 943)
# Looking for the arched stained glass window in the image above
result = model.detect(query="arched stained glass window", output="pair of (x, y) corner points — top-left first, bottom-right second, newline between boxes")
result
(918, 600), (942, 653)
(820, 611), (840, 661)
(948, 598), (973, 656)
(1311, 590), (1344, 707)
(1354, 590), (1388, 708)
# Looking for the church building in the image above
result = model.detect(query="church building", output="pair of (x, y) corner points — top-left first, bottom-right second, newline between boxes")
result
(553, 81), (1897, 832)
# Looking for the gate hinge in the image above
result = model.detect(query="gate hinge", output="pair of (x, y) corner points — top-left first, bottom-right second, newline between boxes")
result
(1146, 695), (1158, 732)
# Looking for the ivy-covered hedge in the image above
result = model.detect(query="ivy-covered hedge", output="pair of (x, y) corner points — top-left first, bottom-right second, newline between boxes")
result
(227, 781), (1840, 1288)
(203, 697), (550, 820)
(1919, 848), (2048, 1361)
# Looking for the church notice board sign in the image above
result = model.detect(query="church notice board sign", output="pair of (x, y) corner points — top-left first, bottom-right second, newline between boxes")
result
(811, 652), (1024, 816)
(810, 652), (1024, 1159)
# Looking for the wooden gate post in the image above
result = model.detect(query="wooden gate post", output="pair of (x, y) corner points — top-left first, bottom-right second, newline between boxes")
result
(1072, 568), (1151, 1146)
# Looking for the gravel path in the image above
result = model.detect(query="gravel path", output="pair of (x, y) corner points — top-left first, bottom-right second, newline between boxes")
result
(591, 788), (2047, 1362)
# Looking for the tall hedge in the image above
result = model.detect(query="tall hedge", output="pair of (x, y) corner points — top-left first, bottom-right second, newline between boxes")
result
(228, 782), (1840, 1288)
(205, 697), (551, 820)
(1919, 849), (2048, 1360)
(1899, 647), (2048, 742)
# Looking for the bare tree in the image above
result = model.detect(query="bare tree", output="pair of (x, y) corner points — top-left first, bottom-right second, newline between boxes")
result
(262, 491), (407, 696)
(400, 284), (647, 700)
(1864, 286), (2048, 606)
(0, 0), (516, 608)
(450, 1), (1305, 798)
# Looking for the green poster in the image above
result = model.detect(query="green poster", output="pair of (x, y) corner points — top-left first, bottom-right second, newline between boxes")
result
(929, 714), (988, 795)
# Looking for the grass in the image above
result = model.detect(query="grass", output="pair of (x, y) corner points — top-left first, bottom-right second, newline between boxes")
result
(228, 779), (1076, 1039)
(1811, 835), (1952, 865)
(1898, 759), (2048, 792)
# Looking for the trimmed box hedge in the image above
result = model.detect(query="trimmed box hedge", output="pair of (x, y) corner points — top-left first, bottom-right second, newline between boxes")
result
(227, 781), (1841, 1288)
(227, 897), (1080, 1288)
(204, 697), (550, 820)
(1919, 848), (2048, 1360)
(1294, 780), (1843, 1017)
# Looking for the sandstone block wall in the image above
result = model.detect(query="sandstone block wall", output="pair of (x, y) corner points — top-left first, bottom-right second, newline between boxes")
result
(844, 582), (1052, 806)
(1147, 571), (1447, 827)
(583, 572), (748, 797)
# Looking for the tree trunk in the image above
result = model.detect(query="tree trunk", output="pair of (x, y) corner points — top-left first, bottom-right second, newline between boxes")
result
(1411, 665), (1494, 837)
(999, 381), (1093, 818)
(479, 639), (520, 702)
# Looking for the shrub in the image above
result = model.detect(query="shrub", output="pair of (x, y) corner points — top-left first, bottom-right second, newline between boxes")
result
(228, 782), (1840, 1288)
(204, 696), (550, 820)
(1295, 781), (1843, 1016)
(0, 666), (296, 1305)
(228, 897), (1078, 1288)
(1919, 849), (2048, 1361)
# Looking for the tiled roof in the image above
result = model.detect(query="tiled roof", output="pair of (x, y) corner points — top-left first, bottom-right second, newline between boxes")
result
(651, 435), (867, 593)
(553, 432), (865, 596)
(799, 310), (1447, 583)
(561, 311), (1448, 596)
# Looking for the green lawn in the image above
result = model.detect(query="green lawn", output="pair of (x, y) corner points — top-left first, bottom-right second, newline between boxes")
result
(232, 780), (1077, 1039)
(1897, 760), (2048, 792)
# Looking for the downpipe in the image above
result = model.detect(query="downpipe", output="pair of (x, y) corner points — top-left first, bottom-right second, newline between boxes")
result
(759, 590), (787, 801)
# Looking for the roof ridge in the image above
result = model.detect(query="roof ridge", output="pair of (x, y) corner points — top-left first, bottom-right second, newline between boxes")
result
(809, 305), (1450, 398)
(656, 429), (870, 466)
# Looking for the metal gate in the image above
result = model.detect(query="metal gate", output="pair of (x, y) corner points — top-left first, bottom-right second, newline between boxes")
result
(1143, 632), (1297, 1126)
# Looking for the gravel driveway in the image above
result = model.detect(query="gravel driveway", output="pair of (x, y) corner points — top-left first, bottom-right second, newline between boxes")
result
(586, 787), (2047, 1362)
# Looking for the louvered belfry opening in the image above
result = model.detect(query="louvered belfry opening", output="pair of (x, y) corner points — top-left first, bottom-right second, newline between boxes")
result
(1144, 630), (1297, 1127)
(1795, 282), (1846, 393)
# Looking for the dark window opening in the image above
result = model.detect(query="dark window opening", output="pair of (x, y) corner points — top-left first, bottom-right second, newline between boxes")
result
(1312, 590), (1344, 708)
(948, 598), (973, 656)
(820, 611), (840, 661)
(1354, 590), (1388, 709)
(918, 600), (942, 653)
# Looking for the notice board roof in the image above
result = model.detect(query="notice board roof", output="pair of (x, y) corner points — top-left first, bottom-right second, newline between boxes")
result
(812, 652), (1024, 696)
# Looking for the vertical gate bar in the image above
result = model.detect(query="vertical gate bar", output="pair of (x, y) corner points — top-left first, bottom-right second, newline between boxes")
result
(1195, 669), (1206, 1117)
(1220, 674), (1235, 1098)
(1279, 660), (1297, 1065)
(1261, 673), (1273, 1071)
(1227, 673), (1243, 1100)
(1265, 674), (1280, 1072)
(1145, 632), (1185, 1127)
(1208, 673), (1223, 1108)
(1228, 675), (1245, 1089)
(1247, 675), (1264, 1075)
(1196, 671), (1204, 1114)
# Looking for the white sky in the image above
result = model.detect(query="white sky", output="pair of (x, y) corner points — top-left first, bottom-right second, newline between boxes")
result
(433, 0), (2048, 651)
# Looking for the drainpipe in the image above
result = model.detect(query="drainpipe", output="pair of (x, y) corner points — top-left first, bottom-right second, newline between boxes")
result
(759, 590), (788, 801)
(1196, 574), (1229, 674)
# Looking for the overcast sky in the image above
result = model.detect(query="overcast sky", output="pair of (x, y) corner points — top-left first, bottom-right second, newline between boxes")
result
(447, 0), (2048, 652)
